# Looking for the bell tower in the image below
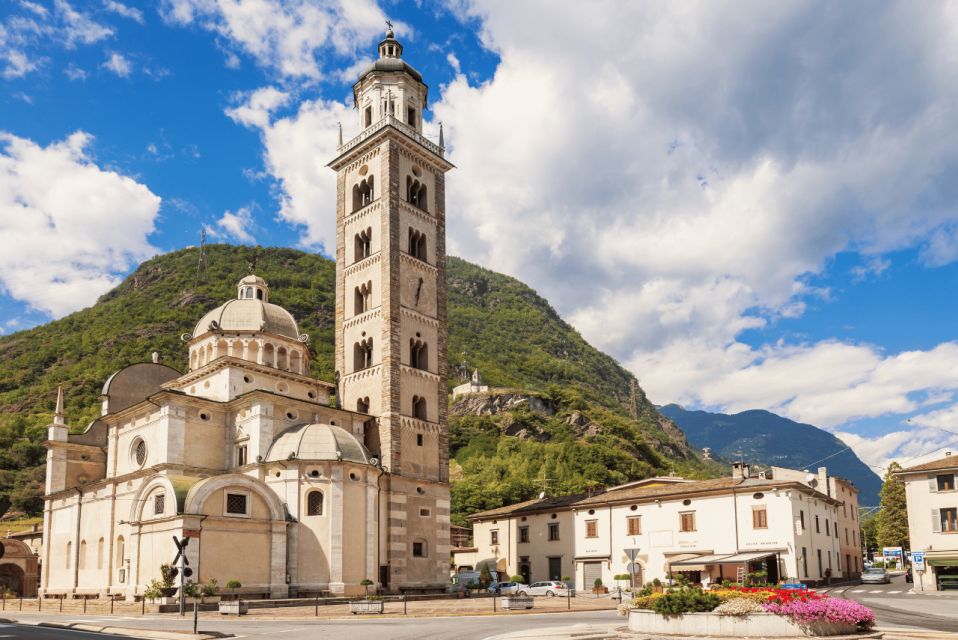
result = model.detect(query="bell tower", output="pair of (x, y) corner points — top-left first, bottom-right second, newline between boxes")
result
(329, 25), (453, 590)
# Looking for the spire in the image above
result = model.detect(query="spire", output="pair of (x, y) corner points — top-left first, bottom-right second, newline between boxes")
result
(338, 122), (343, 147)
(438, 122), (444, 150)
(54, 385), (65, 425)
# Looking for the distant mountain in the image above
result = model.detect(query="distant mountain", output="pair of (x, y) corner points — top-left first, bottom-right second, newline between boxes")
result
(659, 405), (882, 506)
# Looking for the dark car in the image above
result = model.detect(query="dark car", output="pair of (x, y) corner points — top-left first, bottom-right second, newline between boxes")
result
(905, 567), (913, 583)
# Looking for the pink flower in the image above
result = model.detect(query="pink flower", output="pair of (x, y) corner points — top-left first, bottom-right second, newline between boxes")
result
(762, 596), (874, 628)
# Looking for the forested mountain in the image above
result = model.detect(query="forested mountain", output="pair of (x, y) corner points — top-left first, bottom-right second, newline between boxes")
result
(660, 405), (882, 505)
(0, 245), (717, 523)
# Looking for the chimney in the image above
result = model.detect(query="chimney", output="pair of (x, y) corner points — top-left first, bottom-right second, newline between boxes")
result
(732, 461), (750, 479)
(947, 451), (952, 457)
(151, 351), (161, 364)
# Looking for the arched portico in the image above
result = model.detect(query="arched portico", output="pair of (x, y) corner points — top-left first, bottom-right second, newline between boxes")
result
(0, 539), (39, 596)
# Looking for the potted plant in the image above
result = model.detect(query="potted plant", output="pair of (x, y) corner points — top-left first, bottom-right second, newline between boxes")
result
(652, 578), (663, 594)
(218, 580), (247, 615)
(159, 564), (178, 598)
(562, 575), (575, 597)
(201, 579), (220, 603)
(181, 581), (200, 603)
(349, 578), (384, 614)
(592, 577), (608, 595)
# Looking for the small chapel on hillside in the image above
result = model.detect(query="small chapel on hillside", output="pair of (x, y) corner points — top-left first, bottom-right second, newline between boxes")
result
(39, 27), (453, 599)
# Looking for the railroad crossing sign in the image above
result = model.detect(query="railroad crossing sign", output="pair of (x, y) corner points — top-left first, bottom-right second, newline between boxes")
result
(172, 536), (190, 566)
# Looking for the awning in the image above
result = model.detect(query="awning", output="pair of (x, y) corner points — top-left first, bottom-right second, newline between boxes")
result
(927, 558), (958, 567)
(715, 551), (776, 564)
(671, 554), (734, 567)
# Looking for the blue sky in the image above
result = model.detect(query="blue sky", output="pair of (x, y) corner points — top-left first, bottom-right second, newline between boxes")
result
(3, 1), (958, 473)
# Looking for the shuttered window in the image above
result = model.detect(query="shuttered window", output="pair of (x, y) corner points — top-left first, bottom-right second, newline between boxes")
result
(943, 507), (958, 532)
(938, 475), (956, 492)
(752, 507), (768, 529)
(627, 516), (641, 536)
(679, 512), (695, 532)
(585, 520), (598, 538)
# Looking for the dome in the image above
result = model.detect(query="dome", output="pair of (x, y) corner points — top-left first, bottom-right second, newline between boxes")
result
(358, 56), (423, 84)
(192, 298), (300, 340)
(265, 423), (372, 464)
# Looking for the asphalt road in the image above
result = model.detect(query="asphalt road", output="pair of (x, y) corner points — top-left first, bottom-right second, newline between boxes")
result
(0, 622), (145, 640)
(4, 610), (621, 640)
(819, 575), (958, 633)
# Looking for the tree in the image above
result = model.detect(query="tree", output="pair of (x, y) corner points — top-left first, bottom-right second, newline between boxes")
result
(876, 462), (910, 552)
(860, 509), (879, 554)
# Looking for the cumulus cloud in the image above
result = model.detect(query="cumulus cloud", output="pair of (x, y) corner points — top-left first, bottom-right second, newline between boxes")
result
(102, 51), (131, 76)
(103, 0), (144, 24)
(1, 0), (113, 78)
(209, 207), (256, 244)
(161, 0), (390, 80)
(227, 88), (352, 251)
(0, 131), (160, 317)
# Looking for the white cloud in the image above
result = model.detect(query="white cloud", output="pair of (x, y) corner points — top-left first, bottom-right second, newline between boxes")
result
(211, 207), (256, 243)
(226, 89), (351, 252)
(19, 2), (47, 18)
(0, 131), (161, 317)
(55, 0), (113, 47)
(446, 52), (460, 73)
(2, 49), (38, 78)
(161, 0), (391, 80)
(102, 51), (131, 76)
(63, 62), (86, 80)
(103, 0), (144, 24)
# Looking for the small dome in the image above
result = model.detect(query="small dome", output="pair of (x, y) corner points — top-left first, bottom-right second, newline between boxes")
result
(359, 56), (423, 83)
(265, 423), (372, 465)
(193, 299), (299, 340)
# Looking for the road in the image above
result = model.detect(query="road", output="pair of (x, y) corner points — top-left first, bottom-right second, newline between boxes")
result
(4, 609), (621, 640)
(0, 621), (140, 639)
(818, 574), (958, 634)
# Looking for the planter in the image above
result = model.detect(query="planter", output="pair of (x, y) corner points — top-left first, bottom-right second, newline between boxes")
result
(592, 587), (608, 594)
(201, 596), (221, 604)
(349, 600), (384, 614)
(628, 609), (860, 637)
(218, 600), (248, 615)
(500, 596), (534, 610)
(159, 587), (178, 598)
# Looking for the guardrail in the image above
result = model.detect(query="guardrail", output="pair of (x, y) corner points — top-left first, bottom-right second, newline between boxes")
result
(338, 115), (444, 158)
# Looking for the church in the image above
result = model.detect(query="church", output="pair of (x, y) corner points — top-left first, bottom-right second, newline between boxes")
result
(39, 28), (452, 599)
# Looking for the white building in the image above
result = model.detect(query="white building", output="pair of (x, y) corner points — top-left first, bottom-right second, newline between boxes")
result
(455, 464), (847, 591)
(896, 453), (958, 592)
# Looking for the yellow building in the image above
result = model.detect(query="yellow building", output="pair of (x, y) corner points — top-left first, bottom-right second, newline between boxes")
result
(40, 28), (451, 600)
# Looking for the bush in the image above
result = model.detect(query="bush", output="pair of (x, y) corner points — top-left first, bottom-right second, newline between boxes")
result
(510, 575), (525, 583)
(593, 577), (604, 588)
(711, 589), (774, 604)
(650, 588), (721, 615)
(714, 598), (764, 616)
(143, 579), (165, 600)
(631, 592), (666, 609)
(181, 581), (200, 598)
(201, 579), (219, 598)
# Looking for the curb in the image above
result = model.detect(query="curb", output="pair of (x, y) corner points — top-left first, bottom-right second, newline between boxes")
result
(35, 621), (231, 640)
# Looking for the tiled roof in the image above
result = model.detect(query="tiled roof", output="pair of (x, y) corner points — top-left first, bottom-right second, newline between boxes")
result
(468, 493), (587, 521)
(898, 455), (958, 474)
(574, 476), (746, 506)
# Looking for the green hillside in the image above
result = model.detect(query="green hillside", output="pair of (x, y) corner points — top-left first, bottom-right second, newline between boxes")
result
(0, 244), (715, 521)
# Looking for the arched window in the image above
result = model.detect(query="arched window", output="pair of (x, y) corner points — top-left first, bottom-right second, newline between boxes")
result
(408, 228), (427, 262)
(79, 540), (87, 570)
(256, 289), (264, 300)
(245, 286), (253, 298)
(353, 281), (372, 316)
(353, 338), (373, 371)
(357, 397), (370, 414)
(353, 177), (375, 212)
(97, 538), (104, 570)
(66, 541), (71, 570)
(289, 350), (302, 374)
(352, 183), (361, 211)
(115, 536), (125, 568)
(277, 346), (288, 371)
(364, 106), (372, 128)
(412, 395), (428, 421)
(410, 339), (428, 371)
(354, 227), (372, 262)
(406, 177), (427, 211)
(307, 491), (324, 516)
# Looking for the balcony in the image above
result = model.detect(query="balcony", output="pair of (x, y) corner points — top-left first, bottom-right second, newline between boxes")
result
(339, 115), (444, 158)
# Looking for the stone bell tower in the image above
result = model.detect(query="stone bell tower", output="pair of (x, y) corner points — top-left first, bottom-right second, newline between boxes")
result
(328, 25), (453, 590)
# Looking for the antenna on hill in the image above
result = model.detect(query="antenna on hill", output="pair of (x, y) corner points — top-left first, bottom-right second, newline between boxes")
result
(194, 228), (209, 288)
(534, 471), (554, 498)
(629, 378), (639, 420)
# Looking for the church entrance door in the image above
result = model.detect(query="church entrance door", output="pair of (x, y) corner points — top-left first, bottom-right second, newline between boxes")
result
(0, 564), (25, 596)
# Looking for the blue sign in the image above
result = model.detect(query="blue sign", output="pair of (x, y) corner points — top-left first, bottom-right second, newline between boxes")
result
(782, 583), (806, 590)
(912, 551), (925, 570)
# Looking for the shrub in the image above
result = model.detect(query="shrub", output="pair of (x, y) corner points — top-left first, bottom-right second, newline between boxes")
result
(650, 588), (721, 615)
(201, 579), (219, 598)
(635, 584), (653, 597)
(714, 598), (764, 617)
(763, 597), (875, 628)
(593, 578), (603, 588)
(510, 575), (525, 583)
(143, 579), (165, 600)
(711, 589), (774, 604)
(181, 581), (200, 598)
(631, 592), (666, 609)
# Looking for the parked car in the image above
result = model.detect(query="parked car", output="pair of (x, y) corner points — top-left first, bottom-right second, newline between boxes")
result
(905, 567), (913, 583)
(492, 581), (528, 596)
(527, 581), (571, 597)
(861, 567), (891, 584)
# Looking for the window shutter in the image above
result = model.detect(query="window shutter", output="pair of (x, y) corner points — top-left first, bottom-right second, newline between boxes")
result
(929, 475), (938, 492)
(932, 508), (941, 533)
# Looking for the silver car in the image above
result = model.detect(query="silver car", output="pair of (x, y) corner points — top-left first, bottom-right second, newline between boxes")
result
(860, 567), (890, 584)
(527, 580), (571, 597)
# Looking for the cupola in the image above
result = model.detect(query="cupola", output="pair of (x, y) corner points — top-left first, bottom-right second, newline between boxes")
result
(238, 274), (269, 302)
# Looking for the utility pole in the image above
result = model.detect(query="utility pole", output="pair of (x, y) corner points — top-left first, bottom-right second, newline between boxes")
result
(194, 228), (208, 289)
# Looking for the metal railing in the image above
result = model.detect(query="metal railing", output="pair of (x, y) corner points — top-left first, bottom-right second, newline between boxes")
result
(339, 115), (444, 158)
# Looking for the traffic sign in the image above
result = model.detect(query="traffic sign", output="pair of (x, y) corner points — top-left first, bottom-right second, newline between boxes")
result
(912, 551), (926, 571)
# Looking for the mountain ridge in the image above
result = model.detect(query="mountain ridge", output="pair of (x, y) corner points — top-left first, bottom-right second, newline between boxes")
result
(659, 404), (882, 505)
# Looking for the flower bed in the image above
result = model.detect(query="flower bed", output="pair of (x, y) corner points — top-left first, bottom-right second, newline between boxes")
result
(625, 585), (874, 637)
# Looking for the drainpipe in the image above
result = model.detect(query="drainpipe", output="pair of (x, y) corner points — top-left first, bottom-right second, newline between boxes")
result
(374, 465), (385, 589)
(732, 485), (740, 553)
(73, 487), (83, 592)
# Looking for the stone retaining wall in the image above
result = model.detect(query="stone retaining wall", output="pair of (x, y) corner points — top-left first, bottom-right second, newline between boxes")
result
(628, 608), (858, 637)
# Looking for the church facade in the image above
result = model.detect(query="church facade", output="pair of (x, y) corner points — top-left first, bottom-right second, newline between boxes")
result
(39, 29), (451, 599)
